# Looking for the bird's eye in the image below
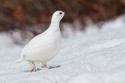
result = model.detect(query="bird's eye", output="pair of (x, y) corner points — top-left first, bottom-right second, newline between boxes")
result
(59, 12), (62, 14)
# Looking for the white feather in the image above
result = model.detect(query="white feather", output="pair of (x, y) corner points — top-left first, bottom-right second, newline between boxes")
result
(18, 11), (65, 64)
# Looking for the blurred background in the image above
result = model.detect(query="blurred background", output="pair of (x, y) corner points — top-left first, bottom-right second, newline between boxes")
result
(0, 0), (125, 42)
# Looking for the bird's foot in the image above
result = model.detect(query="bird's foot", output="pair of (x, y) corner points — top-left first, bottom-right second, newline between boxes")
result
(31, 69), (36, 72)
(42, 67), (48, 70)
(41, 65), (48, 70)
(28, 61), (36, 72)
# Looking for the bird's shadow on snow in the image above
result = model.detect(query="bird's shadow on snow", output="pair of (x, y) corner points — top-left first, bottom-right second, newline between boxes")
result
(49, 65), (61, 69)
(24, 65), (61, 72)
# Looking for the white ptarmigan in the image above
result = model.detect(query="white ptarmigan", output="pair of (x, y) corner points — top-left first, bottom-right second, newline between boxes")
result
(18, 11), (65, 71)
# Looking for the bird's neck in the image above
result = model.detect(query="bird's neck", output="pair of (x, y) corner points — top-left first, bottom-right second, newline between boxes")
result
(48, 19), (60, 32)
(50, 19), (60, 26)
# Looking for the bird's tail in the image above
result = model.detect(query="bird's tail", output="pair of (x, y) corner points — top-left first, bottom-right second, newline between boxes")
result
(16, 58), (23, 63)
(16, 54), (26, 63)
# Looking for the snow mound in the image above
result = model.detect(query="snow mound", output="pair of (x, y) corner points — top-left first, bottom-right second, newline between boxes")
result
(0, 33), (14, 48)
(0, 16), (125, 83)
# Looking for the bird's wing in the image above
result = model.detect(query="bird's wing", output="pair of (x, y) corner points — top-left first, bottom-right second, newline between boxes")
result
(21, 33), (50, 55)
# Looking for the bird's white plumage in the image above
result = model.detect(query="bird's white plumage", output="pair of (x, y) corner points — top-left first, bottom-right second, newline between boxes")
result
(19, 11), (65, 71)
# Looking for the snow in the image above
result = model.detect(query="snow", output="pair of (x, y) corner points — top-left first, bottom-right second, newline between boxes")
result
(0, 15), (125, 83)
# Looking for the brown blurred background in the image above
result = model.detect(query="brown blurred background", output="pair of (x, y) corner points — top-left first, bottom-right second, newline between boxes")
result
(0, 0), (125, 34)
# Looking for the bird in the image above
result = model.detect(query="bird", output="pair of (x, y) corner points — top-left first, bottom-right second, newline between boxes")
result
(17, 11), (65, 72)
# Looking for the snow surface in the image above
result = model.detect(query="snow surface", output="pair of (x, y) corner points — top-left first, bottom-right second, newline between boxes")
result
(0, 16), (125, 83)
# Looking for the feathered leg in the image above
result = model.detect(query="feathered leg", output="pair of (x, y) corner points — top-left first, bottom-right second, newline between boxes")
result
(42, 62), (48, 70)
(28, 61), (36, 72)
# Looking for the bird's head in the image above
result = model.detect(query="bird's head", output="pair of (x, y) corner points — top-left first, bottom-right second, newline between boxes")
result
(51, 11), (65, 23)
